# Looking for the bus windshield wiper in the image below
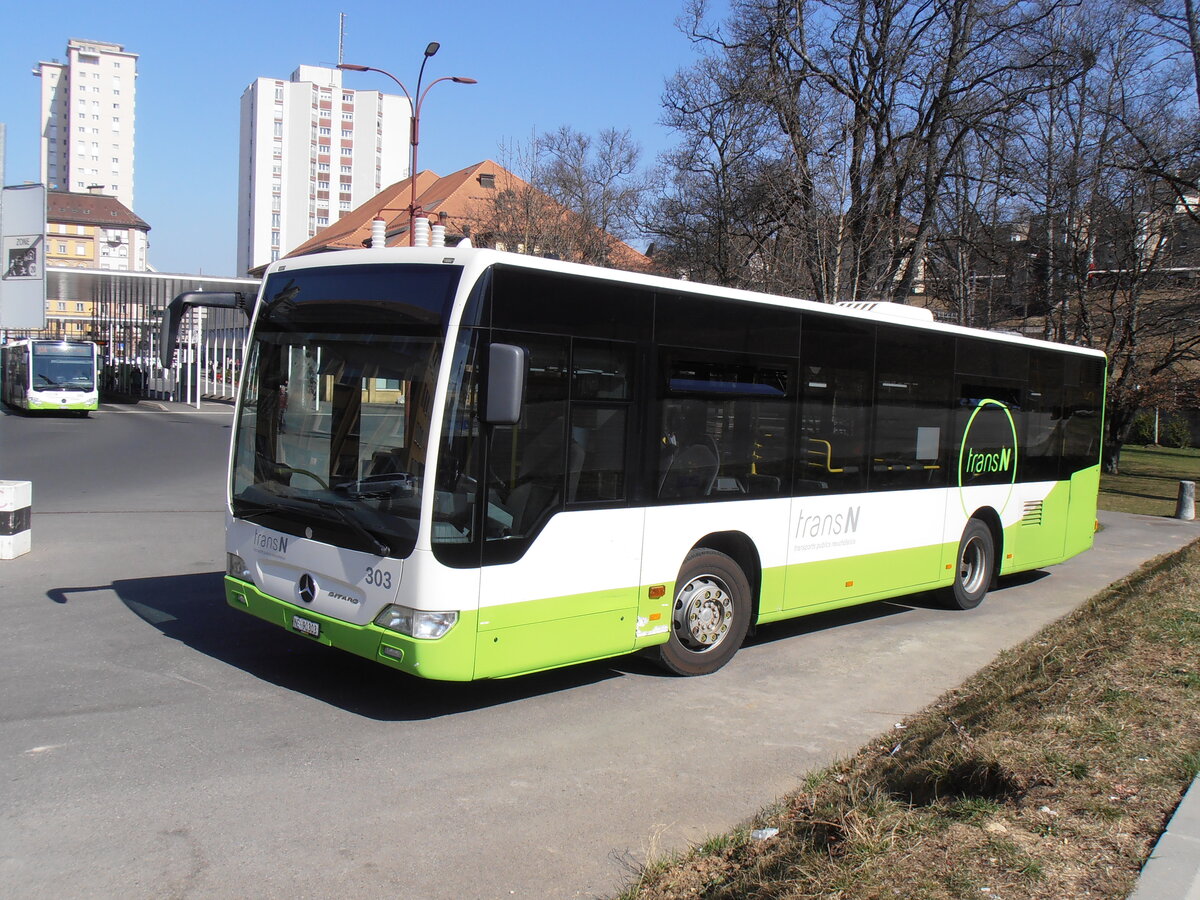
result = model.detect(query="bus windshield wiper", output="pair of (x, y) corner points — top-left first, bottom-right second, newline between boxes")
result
(231, 498), (279, 522)
(288, 495), (391, 557)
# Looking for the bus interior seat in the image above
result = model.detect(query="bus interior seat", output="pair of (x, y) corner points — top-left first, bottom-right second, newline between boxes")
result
(658, 439), (720, 499)
(745, 473), (782, 495)
(504, 415), (584, 535)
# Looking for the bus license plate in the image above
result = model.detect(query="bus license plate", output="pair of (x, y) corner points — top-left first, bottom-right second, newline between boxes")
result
(292, 615), (320, 638)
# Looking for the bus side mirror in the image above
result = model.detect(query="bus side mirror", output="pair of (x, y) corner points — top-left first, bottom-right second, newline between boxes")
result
(159, 291), (253, 368)
(485, 343), (527, 426)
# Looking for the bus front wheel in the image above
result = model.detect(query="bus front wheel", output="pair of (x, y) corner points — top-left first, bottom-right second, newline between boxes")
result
(656, 548), (751, 676)
(948, 519), (995, 610)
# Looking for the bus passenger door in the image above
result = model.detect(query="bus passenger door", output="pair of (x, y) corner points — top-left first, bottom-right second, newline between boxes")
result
(473, 334), (643, 679)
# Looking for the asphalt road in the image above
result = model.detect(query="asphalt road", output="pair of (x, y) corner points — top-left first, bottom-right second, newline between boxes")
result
(2, 401), (1197, 899)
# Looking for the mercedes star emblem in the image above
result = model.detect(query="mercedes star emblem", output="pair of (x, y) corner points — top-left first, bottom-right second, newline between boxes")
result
(298, 573), (317, 604)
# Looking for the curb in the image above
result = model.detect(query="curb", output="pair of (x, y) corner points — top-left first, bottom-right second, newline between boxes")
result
(1129, 774), (1200, 900)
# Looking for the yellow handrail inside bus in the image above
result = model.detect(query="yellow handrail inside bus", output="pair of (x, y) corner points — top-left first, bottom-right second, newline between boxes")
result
(806, 438), (844, 473)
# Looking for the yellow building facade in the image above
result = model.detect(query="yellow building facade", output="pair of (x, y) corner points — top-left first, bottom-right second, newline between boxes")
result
(15, 190), (150, 342)
(46, 221), (99, 268)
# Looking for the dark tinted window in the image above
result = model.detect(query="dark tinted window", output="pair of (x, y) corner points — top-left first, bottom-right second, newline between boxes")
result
(491, 266), (651, 341)
(1062, 354), (1105, 474)
(1023, 350), (1065, 481)
(954, 338), (1028, 489)
(657, 352), (794, 501)
(569, 340), (635, 504)
(486, 332), (570, 546)
(656, 293), (800, 357)
(440, 331), (638, 565)
(260, 264), (461, 328)
(872, 326), (955, 489)
(955, 337), (1029, 381)
(799, 315), (873, 494)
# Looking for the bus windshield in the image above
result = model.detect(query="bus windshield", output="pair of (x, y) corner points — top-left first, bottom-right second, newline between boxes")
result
(230, 264), (461, 558)
(32, 343), (94, 391)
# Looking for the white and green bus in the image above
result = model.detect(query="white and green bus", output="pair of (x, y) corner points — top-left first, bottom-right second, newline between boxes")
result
(162, 247), (1104, 680)
(1, 339), (99, 415)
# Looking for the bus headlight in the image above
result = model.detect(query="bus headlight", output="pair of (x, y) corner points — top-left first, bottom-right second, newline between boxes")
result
(374, 605), (458, 639)
(226, 552), (253, 582)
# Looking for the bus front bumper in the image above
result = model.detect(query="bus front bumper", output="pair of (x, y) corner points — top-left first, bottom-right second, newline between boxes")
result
(28, 396), (96, 411)
(224, 576), (478, 681)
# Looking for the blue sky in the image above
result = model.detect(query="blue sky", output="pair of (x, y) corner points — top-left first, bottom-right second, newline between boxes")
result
(0, 0), (722, 276)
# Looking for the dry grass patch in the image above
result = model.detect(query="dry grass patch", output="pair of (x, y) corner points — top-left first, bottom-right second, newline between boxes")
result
(617, 540), (1200, 900)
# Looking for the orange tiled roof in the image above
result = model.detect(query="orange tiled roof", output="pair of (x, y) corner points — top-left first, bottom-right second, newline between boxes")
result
(285, 159), (651, 271)
(48, 190), (149, 231)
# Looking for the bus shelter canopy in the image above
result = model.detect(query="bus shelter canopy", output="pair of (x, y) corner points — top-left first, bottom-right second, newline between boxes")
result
(47, 267), (259, 310)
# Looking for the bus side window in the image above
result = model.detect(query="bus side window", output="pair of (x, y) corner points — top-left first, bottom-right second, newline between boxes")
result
(1024, 350), (1065, 481)
(465, 334), (637, 561)
(657, 355), (792, 501)
(1061, 355), (1104, 475)
(486, 333), (570, 540)
(568, 340), (633, 504)
(872, 326), (954, 490)
(954, 337), (1029, 488)
(658, 399), (721, 499)
(799, 316), (873, 495)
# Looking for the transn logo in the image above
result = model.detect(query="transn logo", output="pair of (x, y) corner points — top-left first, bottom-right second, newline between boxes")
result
(963, 446), (1012, 476)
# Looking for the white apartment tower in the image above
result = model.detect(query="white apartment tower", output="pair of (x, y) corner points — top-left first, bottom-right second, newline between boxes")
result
(35, 38), (138, 212)
(237, 65), (409, 273)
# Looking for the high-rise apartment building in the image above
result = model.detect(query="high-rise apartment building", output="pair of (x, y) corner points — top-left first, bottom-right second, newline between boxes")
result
(236, 65), (409, 274)
(34, 39), (138, 212)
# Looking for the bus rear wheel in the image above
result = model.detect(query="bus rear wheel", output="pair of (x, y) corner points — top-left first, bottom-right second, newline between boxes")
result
(656, 548), (751, 676)
(947, 519), (995, 610)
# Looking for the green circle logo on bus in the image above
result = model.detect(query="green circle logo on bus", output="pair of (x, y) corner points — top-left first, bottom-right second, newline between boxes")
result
(957, 399), (1018, 516)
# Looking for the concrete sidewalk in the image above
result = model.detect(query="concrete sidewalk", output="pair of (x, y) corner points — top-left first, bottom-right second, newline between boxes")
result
(1130, 775), (1200, 900)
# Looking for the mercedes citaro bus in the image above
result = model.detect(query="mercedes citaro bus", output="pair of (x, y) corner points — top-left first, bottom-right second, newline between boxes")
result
(161, 245), (1104, 680)
(2, 339), (99, 415)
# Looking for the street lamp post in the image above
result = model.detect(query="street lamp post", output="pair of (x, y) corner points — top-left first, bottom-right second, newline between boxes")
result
(338, 43), (476, 246)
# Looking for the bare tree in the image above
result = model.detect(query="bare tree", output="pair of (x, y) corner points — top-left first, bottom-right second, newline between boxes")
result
(656, 0), (1087, 304)
(537, 127), (652, 266)
(652, 50), (797, 289)
(467, 136), (564, 256)
(923, 127), (1016, 327)
(1122, 0), (1200, 220)
(465, 128), (653, 269)
(1086, 164), (1200, 469)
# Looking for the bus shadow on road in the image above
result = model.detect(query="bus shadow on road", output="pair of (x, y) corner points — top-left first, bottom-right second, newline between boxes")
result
(44, 567), (1054, 718)
(726, 568), (1054, 651)
(47, 571), (626, 720)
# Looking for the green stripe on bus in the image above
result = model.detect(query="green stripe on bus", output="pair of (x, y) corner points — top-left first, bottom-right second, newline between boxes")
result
(225, 577), (480, 681)
(28, 399), (96, 410)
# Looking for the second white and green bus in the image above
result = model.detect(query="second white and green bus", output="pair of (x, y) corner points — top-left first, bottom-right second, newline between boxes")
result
(163, 246), (1104, 680)
(1, 339), (99, 415)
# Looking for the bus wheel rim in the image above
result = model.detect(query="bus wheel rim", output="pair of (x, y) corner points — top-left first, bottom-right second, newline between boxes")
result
(674, 575), (734, 652)
(959, 536), (987, 595)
